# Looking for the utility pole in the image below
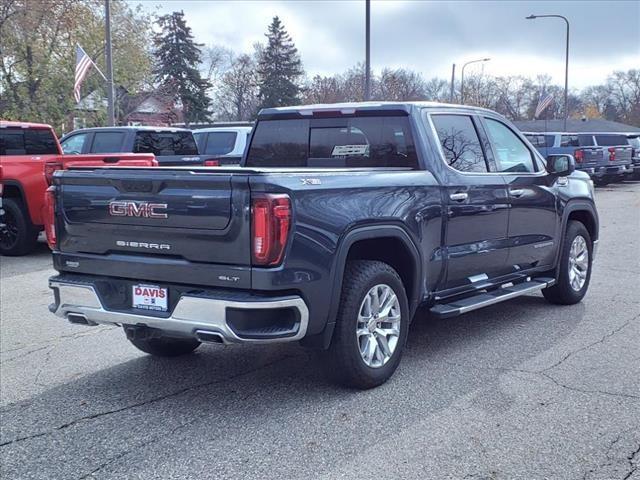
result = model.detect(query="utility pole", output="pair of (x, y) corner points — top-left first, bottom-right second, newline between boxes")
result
(105, 0), (115, 126)
(364, 0), (371, 101)
(450, 63), (456, 103)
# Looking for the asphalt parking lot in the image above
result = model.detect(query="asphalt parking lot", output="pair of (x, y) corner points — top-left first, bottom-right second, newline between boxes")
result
(1, 182), (639, 480)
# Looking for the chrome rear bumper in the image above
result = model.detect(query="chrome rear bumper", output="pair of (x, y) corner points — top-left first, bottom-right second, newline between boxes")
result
(49, 279), (309, 345)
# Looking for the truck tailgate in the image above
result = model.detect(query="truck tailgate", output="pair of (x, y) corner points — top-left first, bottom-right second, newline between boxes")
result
(56, 168), (251, 267)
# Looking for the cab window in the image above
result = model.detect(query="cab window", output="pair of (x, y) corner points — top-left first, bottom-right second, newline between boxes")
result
(91, 132), (125, 153)
(484, 118), (536, 173)
(431, 114), (488, 173)
(61, 133), (89, 154)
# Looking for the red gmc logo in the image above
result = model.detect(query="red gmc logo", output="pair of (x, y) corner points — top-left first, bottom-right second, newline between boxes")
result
(108, 201), (168, 219)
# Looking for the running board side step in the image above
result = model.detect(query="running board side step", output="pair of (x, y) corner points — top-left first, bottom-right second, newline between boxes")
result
(430, 277), (555, 319)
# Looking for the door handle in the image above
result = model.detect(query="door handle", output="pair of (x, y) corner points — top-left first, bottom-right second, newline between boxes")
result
(449, 192), (468, 202)
(510, 189), (525, 198)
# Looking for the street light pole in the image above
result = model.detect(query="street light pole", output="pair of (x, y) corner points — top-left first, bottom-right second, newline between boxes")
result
(364, 0), (371, 101)
(460, 57), (490, 105)
(450, 63), (456, 103)
(105, 0), (115, 126)
(526, 14), (570, 131)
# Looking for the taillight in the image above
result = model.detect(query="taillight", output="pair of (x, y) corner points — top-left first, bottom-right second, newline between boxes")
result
(204, 159), (220, 166)
(43, 186), (57, 249)
(251, 194), (291, 266)
(574, 149), (584, 163)
(44, 161), (62, 185)
(608, 147), (616, 162)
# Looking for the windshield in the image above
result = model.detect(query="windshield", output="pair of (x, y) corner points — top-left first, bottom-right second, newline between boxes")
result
(246, 116), (418, 168)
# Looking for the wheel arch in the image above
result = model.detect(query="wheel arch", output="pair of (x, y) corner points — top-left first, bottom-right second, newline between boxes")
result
(562, 200), (599, 243)
(302, 225), (423, 350)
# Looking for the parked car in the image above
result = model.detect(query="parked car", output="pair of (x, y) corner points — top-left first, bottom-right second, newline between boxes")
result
(193, 123), (252, 166)
(0, 121), (157, 256)
(46, 102), (598, 389)
(624, 133), (640, 178)
(590, 133), (634, 182)
(59, 126), (203, 166)
(523, 131), (633, 185)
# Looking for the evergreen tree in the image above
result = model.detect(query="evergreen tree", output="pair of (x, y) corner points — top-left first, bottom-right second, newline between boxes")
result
(153, 11), (211, 125)
(257, 16), (304, 109)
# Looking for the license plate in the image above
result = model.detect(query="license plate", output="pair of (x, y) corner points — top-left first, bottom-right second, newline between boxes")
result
(132, 284), (168, 312)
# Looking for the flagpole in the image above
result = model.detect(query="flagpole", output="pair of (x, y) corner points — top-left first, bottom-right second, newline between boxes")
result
(105, 0), (115, 126)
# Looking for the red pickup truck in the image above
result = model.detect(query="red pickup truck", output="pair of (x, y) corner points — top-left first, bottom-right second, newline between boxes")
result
(0, 121), (157, 255)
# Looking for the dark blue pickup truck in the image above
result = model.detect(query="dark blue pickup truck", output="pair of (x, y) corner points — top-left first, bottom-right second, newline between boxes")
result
(46, 102), (599, 389)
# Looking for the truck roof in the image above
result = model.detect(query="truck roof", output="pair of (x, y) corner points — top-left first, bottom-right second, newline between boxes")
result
(258, 101), (497, 118)
(1, 120), (53, 129)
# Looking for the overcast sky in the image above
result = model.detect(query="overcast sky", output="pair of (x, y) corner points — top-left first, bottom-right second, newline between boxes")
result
(139, 0), (640, 90)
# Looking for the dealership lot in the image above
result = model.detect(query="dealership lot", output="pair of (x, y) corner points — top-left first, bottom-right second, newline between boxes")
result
(1, 183), (638, 480)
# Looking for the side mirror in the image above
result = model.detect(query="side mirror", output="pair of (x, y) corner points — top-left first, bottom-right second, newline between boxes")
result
(546, 154), (575, 176)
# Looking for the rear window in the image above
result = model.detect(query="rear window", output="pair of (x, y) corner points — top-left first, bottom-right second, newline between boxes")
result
(525, 134), (554, 148)
(560, 135), (594, 147)
(203, 131), (237, 155)
(246, 116), (418, 168)
(0, 128), (58, 155)
(133, 131), (198, 156)
(595, 134), (628, 146)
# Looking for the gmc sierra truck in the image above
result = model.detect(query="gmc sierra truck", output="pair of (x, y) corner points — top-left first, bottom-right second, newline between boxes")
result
(46, 102), (599, 389)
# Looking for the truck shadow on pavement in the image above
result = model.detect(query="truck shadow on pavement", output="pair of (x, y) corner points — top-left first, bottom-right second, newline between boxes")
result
(0, 293), (585, 456)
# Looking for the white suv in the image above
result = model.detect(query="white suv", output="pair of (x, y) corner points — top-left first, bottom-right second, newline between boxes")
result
(193, 125), (252, 165)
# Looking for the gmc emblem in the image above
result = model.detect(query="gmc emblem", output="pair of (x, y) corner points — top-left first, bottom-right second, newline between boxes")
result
(109, 201), (168, 219)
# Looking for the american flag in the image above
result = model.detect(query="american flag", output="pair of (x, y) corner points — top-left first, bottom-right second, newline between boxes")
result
(74, 45), (96, 103)
(534, 93), (554, 119)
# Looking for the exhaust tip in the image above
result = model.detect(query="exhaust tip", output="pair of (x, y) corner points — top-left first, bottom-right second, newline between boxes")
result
(195, 330), (226, 344)
(67, 313), (94, 326)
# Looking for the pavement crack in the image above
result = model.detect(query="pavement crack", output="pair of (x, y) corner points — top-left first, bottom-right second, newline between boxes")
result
(76, 417), (197, 480)
(0, 353), (298, 448)
(32, 347), (55, 387)
(623, 443), (640, 480)
(1, 325), (116, 360)
(541, 372), (640, 400)
(542, 314), (638, 374)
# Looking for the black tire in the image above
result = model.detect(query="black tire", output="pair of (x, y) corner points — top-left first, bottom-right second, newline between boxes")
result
(128, 335), (201, 357)
(543, 220), (593, 305)
(0, 198), (39, 256)
(325, 260), (410, 389)
(593, 178), (609, 187)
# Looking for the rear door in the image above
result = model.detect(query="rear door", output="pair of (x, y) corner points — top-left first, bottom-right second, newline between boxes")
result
(88, 130), (126, 153)
(429, 113), (510, 289)
(481, 116), (558, 270)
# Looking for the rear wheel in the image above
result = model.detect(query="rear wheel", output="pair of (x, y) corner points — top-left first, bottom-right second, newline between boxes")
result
(0, 198), (39, 256)
(127, 335), (201, 357)
(325, 260), (410, 389)
(543, 221), (593, 305)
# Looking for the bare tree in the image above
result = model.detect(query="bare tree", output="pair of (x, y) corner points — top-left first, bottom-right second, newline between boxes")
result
(214, 54), (259, 121)
(375, 68), (426, 101)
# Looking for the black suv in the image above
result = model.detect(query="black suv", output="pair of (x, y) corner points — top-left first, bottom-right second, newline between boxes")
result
(47, 102), (599, 389)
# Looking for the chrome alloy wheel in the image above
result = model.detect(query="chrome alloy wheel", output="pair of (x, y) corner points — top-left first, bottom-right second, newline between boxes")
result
(568, 235), (589, 291)
(356, 284), (401, 368)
